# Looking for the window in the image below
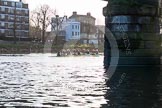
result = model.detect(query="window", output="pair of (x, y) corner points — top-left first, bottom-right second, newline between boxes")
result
(75, 32), (77, 36)
(1, 22), (5, 27)
(4, 2), (7, 6)
(78, 32), (79, 36)
(25, 10), (29, 15)
(1, 7), (5, 12)
(16, 10), (21, 14)
(8, 23), (14, 28)
(24, 31), (29, 37)
(0, 29), (5, 33)
(17, 24), (22, 29)
(25, 24), (29, 30)
(9, 16), (14, 21)
(8, 30), (13, 36)
(72, 32), (74, 36)
(8, 8), (10, 13)
(16, 31), (22, 36)
(25, 17), (29, 22)
(1, 14), (5, 19)
(12, 2), (15, 7)
(16, 3), (22, 8)
(23, 4), (28, 9)
(72, 25), (74, 29)
(75, 25), (77, 29)
(8, 8), (14, 14)
(16, 17), (21, 22)
(11, 9), (14, 14)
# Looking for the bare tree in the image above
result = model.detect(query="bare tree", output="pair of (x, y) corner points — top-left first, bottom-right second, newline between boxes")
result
(29, 24), (41, 42)
(85, 23), (91, 44)
(51, 15), (66, 45)
(84, 22), (96, 45)
(30, 12), (42, 41)
(30, 4), (55, 44)
(40, 5), (51, 44)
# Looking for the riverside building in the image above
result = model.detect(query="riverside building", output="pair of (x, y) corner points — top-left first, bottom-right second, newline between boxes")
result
(0, 0), (29, 41)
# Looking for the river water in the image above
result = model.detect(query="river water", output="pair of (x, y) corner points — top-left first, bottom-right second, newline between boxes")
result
(0, 54), (162, 108)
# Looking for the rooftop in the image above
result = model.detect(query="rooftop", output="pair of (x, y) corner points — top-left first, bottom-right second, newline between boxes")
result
(69, 11), (96, 20)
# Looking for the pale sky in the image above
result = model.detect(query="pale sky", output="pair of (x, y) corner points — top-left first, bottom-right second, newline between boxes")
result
(24, 0), (107, 25)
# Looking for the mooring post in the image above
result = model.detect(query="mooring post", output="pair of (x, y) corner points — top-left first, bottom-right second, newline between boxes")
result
(103, 0), (162, 70)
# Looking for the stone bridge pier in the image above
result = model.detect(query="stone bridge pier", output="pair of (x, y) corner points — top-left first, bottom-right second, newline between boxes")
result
(103, 0), (162, 70)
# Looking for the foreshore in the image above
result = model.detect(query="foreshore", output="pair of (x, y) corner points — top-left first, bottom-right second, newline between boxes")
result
(0, 43), (103, 54)
(0, 43), (62, 54)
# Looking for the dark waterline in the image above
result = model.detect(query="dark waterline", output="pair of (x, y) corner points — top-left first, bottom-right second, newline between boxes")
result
(102, 67), (162, 108)
(0, 54), (162, 108)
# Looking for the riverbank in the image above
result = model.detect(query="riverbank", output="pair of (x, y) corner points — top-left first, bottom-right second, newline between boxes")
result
(0, 43), (104, 54)
(0, 43), (62, 54)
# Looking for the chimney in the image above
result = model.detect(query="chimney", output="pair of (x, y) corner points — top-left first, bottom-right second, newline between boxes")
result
(65, 15), (67, 20)
(56, 15), (59, 18)
(73, 11), (77, 16)
(87, 12), (91, 16)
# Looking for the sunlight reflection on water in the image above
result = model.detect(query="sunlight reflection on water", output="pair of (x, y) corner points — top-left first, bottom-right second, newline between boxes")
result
(0, 54), (107, 107)
(1, 54), (162, 108)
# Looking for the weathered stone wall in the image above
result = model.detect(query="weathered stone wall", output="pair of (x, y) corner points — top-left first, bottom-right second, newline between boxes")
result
(103, 0), (161, 69)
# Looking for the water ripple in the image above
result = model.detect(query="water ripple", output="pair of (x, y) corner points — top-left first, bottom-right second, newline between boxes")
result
(0, 55), (106, 107)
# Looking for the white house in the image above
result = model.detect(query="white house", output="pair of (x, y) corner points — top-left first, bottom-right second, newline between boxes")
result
(51, 16), (80, 41)
(62, 19), (80, 41)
